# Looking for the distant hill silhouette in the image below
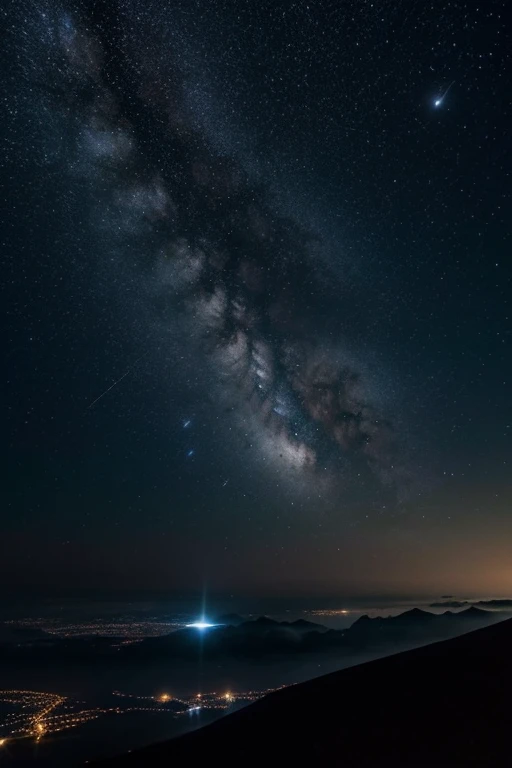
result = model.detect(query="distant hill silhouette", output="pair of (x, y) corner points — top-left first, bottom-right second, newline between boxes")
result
(431, 598), (512, 609)
(122, 607), (501, 659)
(100, 615), (512, 767)
(214, 613), (246, 626)
(459, 606), (489, 618)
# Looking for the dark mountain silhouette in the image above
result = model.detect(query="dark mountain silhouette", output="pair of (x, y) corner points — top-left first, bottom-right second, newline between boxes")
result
(286, 618), (326, 632)
(391, 607), (435, 622)
(431, 598), (512, 610)
(100, 615), (512, 767)
(127, 607), (499, 659)
(0, 608), (501, 664)
(350, 613), (372, 627)
(214, 613), (246, 626)
(344, 605), (498, 651)
(251, 615), (280, 627)
(474, 599), (512, 609)
(458, 606), (490, 619)
(430, 600), (469, 608)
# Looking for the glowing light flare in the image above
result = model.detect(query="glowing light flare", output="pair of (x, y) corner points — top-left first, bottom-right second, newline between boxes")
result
(186, 621), (217, 630)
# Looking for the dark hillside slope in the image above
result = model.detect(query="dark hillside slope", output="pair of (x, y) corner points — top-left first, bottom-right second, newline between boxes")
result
(99, 616), (512, 767)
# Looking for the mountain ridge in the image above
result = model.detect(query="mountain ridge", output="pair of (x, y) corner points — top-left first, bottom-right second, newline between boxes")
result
(1, 607), (503, 663)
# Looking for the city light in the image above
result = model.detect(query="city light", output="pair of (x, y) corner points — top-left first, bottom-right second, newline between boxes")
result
(310, 609), (351, 617)
(4, 617), (185, 639)
(0, 685), (287, 746)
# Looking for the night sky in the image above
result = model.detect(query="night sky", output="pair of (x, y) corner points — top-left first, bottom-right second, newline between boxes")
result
(2, 0), (511, 599)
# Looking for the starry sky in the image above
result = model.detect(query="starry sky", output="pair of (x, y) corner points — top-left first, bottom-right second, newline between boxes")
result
(2, 0), (511, 600)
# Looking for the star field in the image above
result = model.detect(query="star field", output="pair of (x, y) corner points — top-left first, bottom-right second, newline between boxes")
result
(1, 0), (510, 597)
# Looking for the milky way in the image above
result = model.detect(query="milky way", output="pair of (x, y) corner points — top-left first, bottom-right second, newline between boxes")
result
(16, 0), (415, 508)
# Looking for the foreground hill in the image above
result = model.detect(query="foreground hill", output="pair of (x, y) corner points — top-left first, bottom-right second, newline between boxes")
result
(100, 615), (512, 767)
